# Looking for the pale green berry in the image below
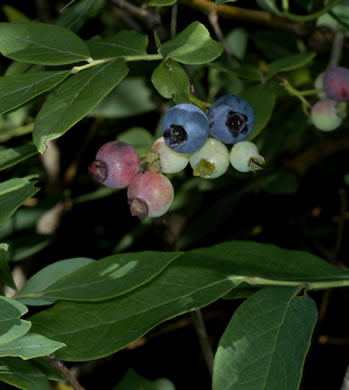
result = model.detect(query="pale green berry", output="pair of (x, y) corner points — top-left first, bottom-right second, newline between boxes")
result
(314, 72), (327, 99)
(153, 378), (176, 390)
(230, 141), (265, 173)
(311, 99), (346, 132)
(189, 138), (230, 179)
(149, 137), (190, 174)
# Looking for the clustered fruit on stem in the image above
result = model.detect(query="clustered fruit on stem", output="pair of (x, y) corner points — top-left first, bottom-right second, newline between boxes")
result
(311, 66), (349, 131)
(89, 95), (264, 219)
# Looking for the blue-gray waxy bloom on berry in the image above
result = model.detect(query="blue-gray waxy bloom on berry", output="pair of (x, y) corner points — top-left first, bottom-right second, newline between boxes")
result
(208, 95), (255, 144)
(162, 103), (209, 154)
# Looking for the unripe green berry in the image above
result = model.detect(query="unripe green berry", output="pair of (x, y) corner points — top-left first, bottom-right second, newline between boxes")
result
(189, 138), (230, 179)
(311, 99), (346, 132)
(230, 141), (265, 173)
(149, 137), (190, 174)
(314, 72), (326, 99)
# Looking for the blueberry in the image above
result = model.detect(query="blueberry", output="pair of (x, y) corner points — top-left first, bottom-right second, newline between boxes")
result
(323, 66), (349, 101)
(149, 136), (190, 174)
(162, 104), (209, 154)
(127, 171), (174, 218)
(230, 141), (265, 173)
(189, 138), (230, 179)
(311, 99), (346, 132)
(208, 95), (255, 144)
(88, 141), (140, 188)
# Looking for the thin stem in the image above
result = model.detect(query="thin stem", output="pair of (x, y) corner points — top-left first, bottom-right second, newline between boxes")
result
(46, 354), (84, 390)
(328, 25), (345, 69)
(243, 276), (349, 290)
(208, 9), (234, 61)
(71, 54), (163, 74)
(71, 58), (111, 74)
(280, 0), (342, 22)
(171, 2), (178, 38)
(123, 54), (162, 62)
(278, 77), (311, 115)
(190, 309), (214, 376)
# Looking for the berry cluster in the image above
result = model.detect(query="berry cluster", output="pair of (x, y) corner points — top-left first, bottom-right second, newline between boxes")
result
(89, 95), (264, 218)
(311, 66), (348, 131)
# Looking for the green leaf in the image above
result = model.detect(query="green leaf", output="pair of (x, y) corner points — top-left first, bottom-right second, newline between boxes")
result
(30, 265), (234, 361)
(0, 333), (65, 359)
(31, 357), (63, 381)
(0, 244), (16, 290)
(88, 76), (155, 119)
(0, 22), (90, 65)
(2, 5), (32, 23)
(0, 296), (31, 345)
(159, 21), (223, 64)
(17, 257), (94, 306)
(151, 59), (190, 103)
(0, 71), (70, 115)
(149, 0), (177, 5)
(239, 83), (276, 140)
(216, 0), (238, 4)
(56, 0), (102, 32)
(267, 52), (316, 79)
(7, 234), (52, 263)
(213, 286), (317, 390)
(0, 357), (50, 390)
(33, 58), (129, 153)
(24, 251), (181, 301)
(0, 178), (39, 228)
(256, 0), (281, 14)
(87, 31), (148, 60)
(113, 369), (156, 390)
(177, 240), (349, 285)
(225, 28), (248, 60)
(118, 127), (154, 155)
(0, 144), (37, 171)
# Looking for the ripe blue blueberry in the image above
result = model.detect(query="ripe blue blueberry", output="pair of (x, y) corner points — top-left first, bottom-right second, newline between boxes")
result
(162, 104), (209, 154)
(208, 95), (255, 144)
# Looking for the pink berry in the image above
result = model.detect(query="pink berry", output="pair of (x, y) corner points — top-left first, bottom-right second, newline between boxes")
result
(127, 171), (174, 218)
(88, 141), (140, 189)
(323, 66), (349, 101)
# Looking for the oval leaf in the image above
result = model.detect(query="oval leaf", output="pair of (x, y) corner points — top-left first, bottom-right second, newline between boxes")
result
(118, 127), (154, 155)
(213, 286), (317, 390)
(87, 31), (148, 60)
(17, 257), (94, 306)
(0, 333), (65, 360)
(177, 240), (349, 284)
(0, 144), (37, 171)
(33, 58), (129, 153)
(0, 22), (90, 65)
(25, 251), (181, 301)
(0, 357), (50, 390)
(30, 266), (234, 361)
(0, 71), (70, 115)
(0, 297), (31, 345)
(151, 58), (190, 103)
(240, 83), (276, 140)
(267, 52), (316, 79)
(159, 21), (223, 64)
(0, 245), (16, 290)
(0, 178), (40, 227)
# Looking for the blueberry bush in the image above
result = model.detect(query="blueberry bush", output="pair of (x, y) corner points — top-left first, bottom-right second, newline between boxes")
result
(0, 1), (349, 389)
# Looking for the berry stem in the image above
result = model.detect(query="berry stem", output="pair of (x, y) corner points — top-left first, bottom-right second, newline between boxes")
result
(190, 309), (214, 377)
(46, 354), (85, 390)
(71, 54), (163, 74)
(278, 77), (312, 115)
